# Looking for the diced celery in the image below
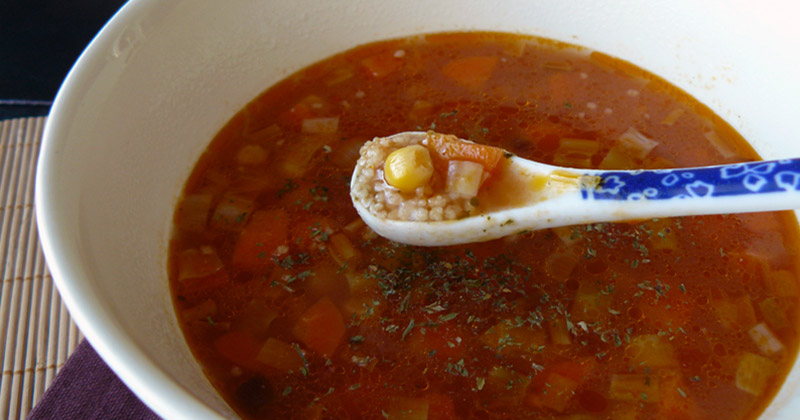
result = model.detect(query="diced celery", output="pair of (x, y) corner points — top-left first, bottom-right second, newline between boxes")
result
(552, 226), (581, 248)
(748, 322), (784, 355)
(598, 147), (636, 170)
(386, 397), (429, 420)
(277, 134), (328, 177)
(256, 338), (305, 373)
(626, 335), (677, 369)
(735, 352), (777, 395)
(553, 138), (600, 168)
(763, 269), (799, 298)
(446, 160), (484, 198)
(486, 365), (531, 404)
(758, 297), (790, 330)
(325, 66), (354, 86)
(481, 319), (547, 356)
(545, 251), (580, 281)
(232, 298), (278, 337)
(328, 233), (362, 267)
(181, 299), (217, 323)
(713, 295), (757, 330)
(345, 270), (377, 293)
(538, 372), (580, 412)
(704, 129), (735, 159)
(572, 281), (612, 322)
(609, 374), (659, 402)
(549, 316), (572, 346)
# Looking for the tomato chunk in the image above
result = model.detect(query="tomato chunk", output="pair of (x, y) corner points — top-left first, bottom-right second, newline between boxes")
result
(427, 133), (505, 174)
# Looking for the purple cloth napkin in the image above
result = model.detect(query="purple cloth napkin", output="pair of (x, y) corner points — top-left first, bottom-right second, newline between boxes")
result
(27, 340), (161, 420)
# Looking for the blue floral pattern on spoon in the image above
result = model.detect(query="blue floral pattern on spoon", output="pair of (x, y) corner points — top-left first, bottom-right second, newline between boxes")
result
(583, 159), (800, 201)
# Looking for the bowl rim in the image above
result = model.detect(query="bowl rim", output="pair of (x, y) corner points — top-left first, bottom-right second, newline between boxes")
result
(34, 0), (224, 418)
(34, 1), (800, 419)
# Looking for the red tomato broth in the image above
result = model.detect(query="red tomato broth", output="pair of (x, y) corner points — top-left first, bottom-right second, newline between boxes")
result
(169, 32), (800, 419)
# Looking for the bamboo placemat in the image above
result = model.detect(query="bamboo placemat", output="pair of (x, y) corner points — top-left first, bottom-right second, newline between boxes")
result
(0, 116), (82, 420)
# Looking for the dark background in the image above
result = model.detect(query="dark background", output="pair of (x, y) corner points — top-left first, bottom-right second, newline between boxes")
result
(0, 0), (128, 119)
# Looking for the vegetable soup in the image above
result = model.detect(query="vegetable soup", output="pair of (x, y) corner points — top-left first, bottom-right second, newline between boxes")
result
(169, 32), (800, 419)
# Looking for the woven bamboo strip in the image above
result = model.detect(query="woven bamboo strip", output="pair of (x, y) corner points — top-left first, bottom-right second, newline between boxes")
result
(0, 117), (28, 420)
(0, 117), (81, 420)
(13, 117), (45, 418)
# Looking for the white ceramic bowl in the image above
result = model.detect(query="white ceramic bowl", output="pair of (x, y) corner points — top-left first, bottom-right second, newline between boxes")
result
(35, 0), (800, 418)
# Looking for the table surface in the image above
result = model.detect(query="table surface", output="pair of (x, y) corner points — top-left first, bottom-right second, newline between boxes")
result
(0, 0), (128, 119)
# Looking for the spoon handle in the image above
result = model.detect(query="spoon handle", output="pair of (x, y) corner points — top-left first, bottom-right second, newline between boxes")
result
(578, 158), (800, 219)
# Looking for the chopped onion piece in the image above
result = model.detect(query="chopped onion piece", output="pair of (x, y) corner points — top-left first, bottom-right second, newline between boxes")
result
(302, 117), (339, 134)
(176, 193), (213, 232)
(236, 144), (269, 165)
(660, 108), (685, 126)
(704, 129), (736, 158)
(177, 246), (224, 282)
(748, 322), (784, 355)
(211, 195), (254, 231)
(618, 127), (658, 159)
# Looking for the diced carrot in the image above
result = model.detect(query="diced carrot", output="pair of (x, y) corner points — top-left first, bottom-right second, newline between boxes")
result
(427, 133), (505, 174)
(232, 209), (289, 272)
(441, 56), (498, 89)
(361, 51), (403, 78)
(214, 330), (261, 366)
(426, 393), (457, 420)
(256, 338), (305, 373)
(292, 296), (346, 358)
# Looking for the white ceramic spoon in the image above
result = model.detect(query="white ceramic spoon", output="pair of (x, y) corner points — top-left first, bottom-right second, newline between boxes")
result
(350, 131), (800, 246)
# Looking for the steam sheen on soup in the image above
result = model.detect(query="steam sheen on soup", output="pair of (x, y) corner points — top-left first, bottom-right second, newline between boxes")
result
(169, 32), (800, 419)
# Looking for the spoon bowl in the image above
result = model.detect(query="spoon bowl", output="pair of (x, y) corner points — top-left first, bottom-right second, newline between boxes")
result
(351, 131), (800, 246)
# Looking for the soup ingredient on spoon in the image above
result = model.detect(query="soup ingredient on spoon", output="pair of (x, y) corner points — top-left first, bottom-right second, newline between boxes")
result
(383, 144), (434, 193)
(353, 131), (509, 221)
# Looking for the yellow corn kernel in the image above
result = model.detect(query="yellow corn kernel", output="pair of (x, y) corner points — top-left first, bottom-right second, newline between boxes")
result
(384, 145), (434, 193)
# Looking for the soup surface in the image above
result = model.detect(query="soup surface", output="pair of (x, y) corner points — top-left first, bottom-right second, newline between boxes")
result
(170, 32), (800, 419)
